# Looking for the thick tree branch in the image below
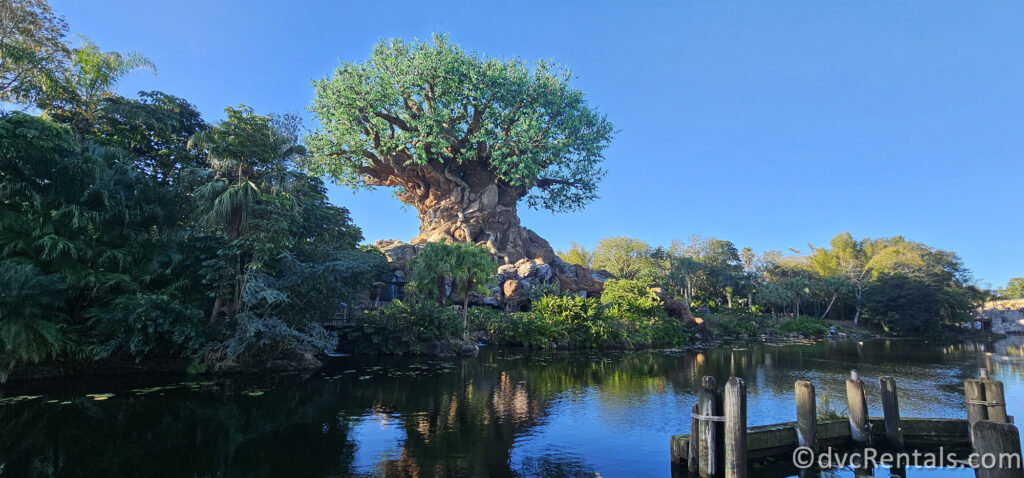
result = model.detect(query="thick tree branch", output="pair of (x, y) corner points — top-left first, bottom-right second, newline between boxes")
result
(535, 177), (581, 189)
(372, 111), (413, 132)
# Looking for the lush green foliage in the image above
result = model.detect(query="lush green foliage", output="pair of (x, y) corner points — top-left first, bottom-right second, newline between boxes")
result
(997, 278), (1024, 300)
(591, 237), (667, 283)
(473, 287), (689, 350)
(0, 0), (69, 106)
(556, 241), (593, 268)
(408, 241), (496, 304)
(862, 273), (972, 339)
(777, 316), (830, 337)
(600, 279), (662, 321)
(579, 231), (981, 338)
(0, 7), (387, 378)
(339, 300), (463, 355)
(305, 34), (614, 213)
(704, 311), (761, 337)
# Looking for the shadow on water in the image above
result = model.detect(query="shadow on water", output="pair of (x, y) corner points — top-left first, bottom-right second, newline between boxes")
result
(1, 337), (1023, 477)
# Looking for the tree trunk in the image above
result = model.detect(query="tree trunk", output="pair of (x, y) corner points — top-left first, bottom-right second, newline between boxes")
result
(408, 180), (555, 265)
(822, 292), (838, 319)
(436, 275), (447, 306)
(209, 297), (223, 323)
(462, 279), (472, 341)
(211, 205), (244, 323)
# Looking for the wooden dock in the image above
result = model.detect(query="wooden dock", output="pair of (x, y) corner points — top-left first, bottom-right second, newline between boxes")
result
(671, 369), (1022, 478)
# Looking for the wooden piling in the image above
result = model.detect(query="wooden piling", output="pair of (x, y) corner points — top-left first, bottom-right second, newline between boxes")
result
(879, 376), (904, 449)
(699, 376), (718, 477)
(725, 377), (747, 478)
(972, 421), (1024, 478)
(846, 370), (871, 445)
(966, 378), (989, 440)
(689, 402), (700, 474)
(984, 379), (1008, 424)
(795, 380), (817, 449)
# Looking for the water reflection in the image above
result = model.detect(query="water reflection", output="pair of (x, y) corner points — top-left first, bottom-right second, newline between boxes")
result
(1, 337), (1022, 477)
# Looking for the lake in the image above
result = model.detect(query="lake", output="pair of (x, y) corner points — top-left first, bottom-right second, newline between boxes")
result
(1, 337), (1022, 477)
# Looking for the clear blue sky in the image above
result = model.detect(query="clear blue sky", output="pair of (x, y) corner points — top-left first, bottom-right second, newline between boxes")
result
(51, 0), (1023, 288)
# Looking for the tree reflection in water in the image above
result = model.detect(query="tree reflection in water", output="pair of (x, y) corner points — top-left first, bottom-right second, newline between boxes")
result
(1, 337), (1022, 477)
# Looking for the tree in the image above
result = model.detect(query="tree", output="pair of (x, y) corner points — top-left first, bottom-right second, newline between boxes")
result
(670, 235), (741, 306)
(39, 37), (155, 134)
(998, 278), (1024, 300)
(809, 233), (924, 325)
(305, 35), (614, 264)
(781, 277), (810, 318)
(0, 0), (69, 107)
(862, 273), (971, 338)
(408, 241), (495, 337)
(756, 282), (792, 317)
(187, 106), (307, 321)
(0, 260), (67, 381)
(557, 241), (593, 268)
(447, 242), (496, 337)
(592, 237), (663, 283)
(0, 112), (204, 370)
(96, 90), (208, 182)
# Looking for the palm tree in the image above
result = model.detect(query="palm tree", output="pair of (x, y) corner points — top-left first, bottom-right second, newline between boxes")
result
(39, 36), (155, 134)
(409, 241), (495, 339)
(187, 106), (306, 321)
(0, 261), (68, 381)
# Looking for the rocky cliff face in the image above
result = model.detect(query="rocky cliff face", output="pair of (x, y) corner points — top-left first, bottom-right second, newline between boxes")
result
(374, 238), (613, 309)
(985, 300), (1024, 334)
(372, 239), (697, 326)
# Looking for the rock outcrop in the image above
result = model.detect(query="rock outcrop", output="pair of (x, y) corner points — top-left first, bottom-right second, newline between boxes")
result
(984, 300), (1024, 334)
(372, 239), (698, 328)
(374, 238), (613, 309)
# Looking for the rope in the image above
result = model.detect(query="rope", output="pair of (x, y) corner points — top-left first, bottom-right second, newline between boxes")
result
(691, 412), (726, 422)
(967, 399), (1006, 406)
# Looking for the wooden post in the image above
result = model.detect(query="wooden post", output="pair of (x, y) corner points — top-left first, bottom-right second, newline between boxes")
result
(879, 376), (903, 449)
(699, 376), (718, 478)
(725, 377), (747, 478)
(689, 402), (700, 474)
(984, 379), (1008, 424)
(795, 380), (817, 449)
(846, 370), (871, 445)
(966, 378), (989, 441)
(972, 421), (1024, 478)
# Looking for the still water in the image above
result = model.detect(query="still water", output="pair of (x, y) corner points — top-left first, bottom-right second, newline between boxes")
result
(1, 338), (1022, 477)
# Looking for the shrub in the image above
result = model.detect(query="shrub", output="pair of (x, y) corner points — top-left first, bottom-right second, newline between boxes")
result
(491, 312), (569, 349)
(704, 310), (762, 337)
(600, 279), (663, 319)
(466, 290), (692, 350)
(532, 295), (609, 348)
(777, 315), (830, 337)
(465, 306), (506, 334)
(340, 300), (463, 354)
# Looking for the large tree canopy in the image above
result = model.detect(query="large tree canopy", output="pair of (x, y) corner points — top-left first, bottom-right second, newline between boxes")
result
(305, 35), (613, 262)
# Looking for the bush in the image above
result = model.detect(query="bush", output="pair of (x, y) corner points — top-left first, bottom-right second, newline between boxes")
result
(472, 290), (691, 350)
(532, 295), (609, 348)
(704, 310), (765, 337)
(600, 279), (689, 347)
(339, 300), (463, 354)
(600, 279), (663, 319)
(777, 315), (830, 337)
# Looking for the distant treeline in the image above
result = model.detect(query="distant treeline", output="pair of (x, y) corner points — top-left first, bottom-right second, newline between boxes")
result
(558, 233), (990, 337)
